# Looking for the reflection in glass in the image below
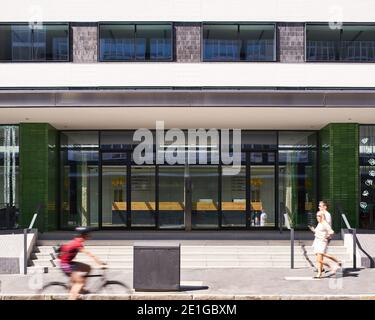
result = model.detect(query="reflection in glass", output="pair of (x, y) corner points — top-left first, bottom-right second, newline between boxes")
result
(102, 153), (127, 227)
(359, 125), (375, 228)
(60, 131), (99, 149)
(0, 126), (19, 207)
(278, 131), (317, 149)
(136, 24), (172, 60)
(131, 166), (156, 227)
(0, 24), (69, 61)
(203, 24), (275, 61)
(250, 165), (275, 227)
(278, 150), (317, 228)
(191, 166), (219, 228)
(99, 24), (172, 61)
(222, 166), (246, 227)
(100, 131), (135, 150)
(241, 131), (277, 150)
(306, 24), (375, 62)
(61, 150), (99, 228)
(159, 166), (185, 229)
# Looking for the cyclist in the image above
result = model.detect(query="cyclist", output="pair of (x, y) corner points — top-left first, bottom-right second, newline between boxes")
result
(57, 226), (106, 300)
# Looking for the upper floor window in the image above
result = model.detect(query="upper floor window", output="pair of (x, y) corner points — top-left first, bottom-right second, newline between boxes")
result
(202, 24), (275, 62)
(99, 23), (173, 61)
(306, 24), (375, 62)
(0, 23), (69, 62)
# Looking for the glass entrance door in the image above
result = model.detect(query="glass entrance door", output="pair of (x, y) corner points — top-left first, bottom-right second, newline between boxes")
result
(101, 152), (128, 228)
(221, 151), (276, 229)
(250, 152), (276, 228)
(158, 166), (185, 229)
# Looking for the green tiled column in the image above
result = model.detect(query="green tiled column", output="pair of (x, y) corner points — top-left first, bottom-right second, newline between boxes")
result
(19, 123), (58, 232)
(319, 123), (359, 230)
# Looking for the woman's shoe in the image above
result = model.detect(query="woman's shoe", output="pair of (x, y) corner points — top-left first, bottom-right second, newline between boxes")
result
(330, 264), (340, 275)
(79, 288), (90, 295)
(314, 273), (323, 279)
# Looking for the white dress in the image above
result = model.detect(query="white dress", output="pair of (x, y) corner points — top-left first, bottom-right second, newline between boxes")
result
(312, 221), (334, 254)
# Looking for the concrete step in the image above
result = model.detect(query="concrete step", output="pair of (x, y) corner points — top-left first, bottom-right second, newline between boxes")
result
(31, 252), (351, 261)
(29, 244), (351, 270)
(34, 245), (349, 253)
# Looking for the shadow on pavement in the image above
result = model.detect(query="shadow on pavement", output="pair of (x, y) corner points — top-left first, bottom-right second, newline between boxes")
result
(179, 285), (209, 292)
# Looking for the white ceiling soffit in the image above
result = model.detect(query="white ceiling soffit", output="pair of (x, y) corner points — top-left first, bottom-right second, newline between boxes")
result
(0, 107), (373, 130)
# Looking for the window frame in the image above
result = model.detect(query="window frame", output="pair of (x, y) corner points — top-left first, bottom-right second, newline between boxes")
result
(0, 22), (71, 63)
(201, 22), (277, 62)
(305, 22), (375, 63)
(98, 22), (174, 62)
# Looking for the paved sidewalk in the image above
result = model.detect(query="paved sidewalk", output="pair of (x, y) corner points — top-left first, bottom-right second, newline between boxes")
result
(0, 268), (374, 300)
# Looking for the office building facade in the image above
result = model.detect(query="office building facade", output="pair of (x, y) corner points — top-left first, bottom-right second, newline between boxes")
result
(0, 0), (374, 231)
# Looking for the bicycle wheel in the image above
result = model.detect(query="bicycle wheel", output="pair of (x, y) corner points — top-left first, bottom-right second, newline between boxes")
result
(39, 281), (70, 294)
(97, 280), (131, 295)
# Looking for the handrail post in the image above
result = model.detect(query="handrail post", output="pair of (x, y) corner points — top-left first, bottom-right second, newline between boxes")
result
(352, 228), (357, 269)
(23, 228), (28, 275)
(291, 228), (294, 269)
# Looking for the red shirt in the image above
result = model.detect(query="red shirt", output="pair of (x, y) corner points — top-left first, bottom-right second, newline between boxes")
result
(59, 237), (85, 264)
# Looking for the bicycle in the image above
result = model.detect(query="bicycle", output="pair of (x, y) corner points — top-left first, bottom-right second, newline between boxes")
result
(39, 265), (131, 296)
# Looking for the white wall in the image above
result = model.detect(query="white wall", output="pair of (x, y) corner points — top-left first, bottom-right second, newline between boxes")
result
(0, 0), (374, 22)
(0, 63), (375, 88)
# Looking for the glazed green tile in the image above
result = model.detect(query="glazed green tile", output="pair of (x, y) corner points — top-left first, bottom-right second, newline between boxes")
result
(19, 123), (58, 231)
(319, 123), (359, 230)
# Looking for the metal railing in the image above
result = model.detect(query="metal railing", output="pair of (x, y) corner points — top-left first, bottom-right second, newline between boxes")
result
(23, 205), (42, 275)
(336, 203), (357, 269)
(341, 213), (357, 269)
(284, 214), (294, 269)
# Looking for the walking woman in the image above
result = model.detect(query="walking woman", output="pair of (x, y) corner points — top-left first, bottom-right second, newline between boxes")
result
(309, 211), (341, 278)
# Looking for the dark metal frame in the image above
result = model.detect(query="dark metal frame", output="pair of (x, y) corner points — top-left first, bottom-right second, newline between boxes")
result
(0, 22), (71, 63)
(200, 22), (277, 62)
(57, 129), (318, 231)
(97, 22), (174, 62)
(305, 22), (375, 63)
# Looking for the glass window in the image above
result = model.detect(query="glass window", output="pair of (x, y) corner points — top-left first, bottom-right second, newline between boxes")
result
(99, 24), (172, 61)
(100, 131), (135, 150)
(61, 150), (99, 228)
(222, 166), (246, 227)
(359, 125), (375, 228)
(306, 24), (375, 62)
(102, 153), (128, 227)
(131, 166), (156, 227)
(279, 131), (317, 149)
(250, 162), (275, 227)
(241, 131), (277, 150)
(136, 24), (172, 60)
(159, 166), (185, 229)
(60, 131), (99, 149)
(278, 150), (317, 229)
(0, 24), (69, 61)
(203, 24), (275, 61)
(191, 166), (219, 228)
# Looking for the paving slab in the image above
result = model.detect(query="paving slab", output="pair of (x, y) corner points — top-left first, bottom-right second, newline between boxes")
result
(0, 267), (375, 299)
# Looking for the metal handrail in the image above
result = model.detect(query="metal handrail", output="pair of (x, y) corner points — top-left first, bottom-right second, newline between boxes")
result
(23, 204), (42, 275)
(341, 214), (357, 269)
(336, 203), (357, 269)
(284, 213), (294, 269)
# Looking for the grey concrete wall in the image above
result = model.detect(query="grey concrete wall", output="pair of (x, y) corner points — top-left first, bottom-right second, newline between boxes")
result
(175, 23), (201, 62)
(72, 26), (98, 63)
(0, 257), (20, 274)
(278, 23), (305, 63)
